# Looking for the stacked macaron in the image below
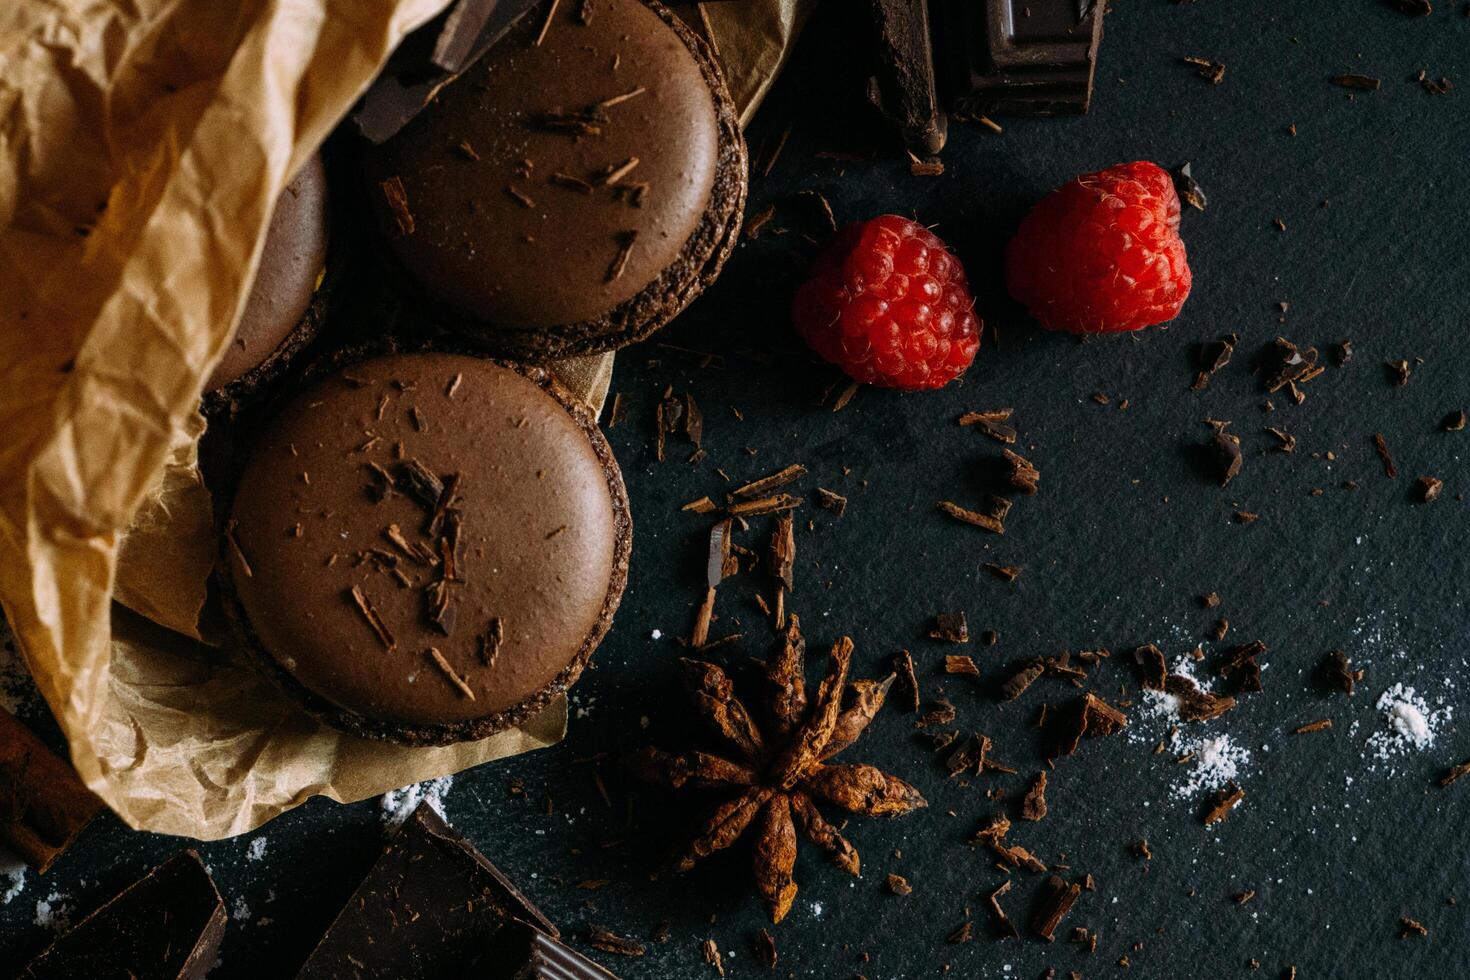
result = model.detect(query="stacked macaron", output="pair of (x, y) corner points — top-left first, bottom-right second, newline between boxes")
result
(213, 0), (745, 744)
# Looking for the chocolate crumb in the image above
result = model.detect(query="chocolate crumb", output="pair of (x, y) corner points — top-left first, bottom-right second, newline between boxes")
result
(929, 612), (970, 644)
(587, 926), (646, 957)
(1400, 916), (1429, 939)
(1181, 55), (1226, 84)
(1442, 410), (1467, 432)
(1003, 449), (1040, 495)
(1438, 760), (1470, 787)
(1331, 73), (1381, 91)
(1323, 650), (1363, 696)
(983, 563), (1021, 582)
(1021, 772), (1048, 821)
(814, 487), (847, 516)
(886, 873), (913, 896)
(605, 230), (638, 282)
(1416, 476), (1444, 502)
(1386, 359), (1412, 386)
(1294, 718), (1332, 734)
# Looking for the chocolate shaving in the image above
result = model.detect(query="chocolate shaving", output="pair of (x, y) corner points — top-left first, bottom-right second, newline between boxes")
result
(1331, 73), (1381, 90)
(945, 655), (979, 676)
(1202, 782), (1244, 824)
(348, 585), (396, 650)
(479, 617), (503, 667)
(1217, 639), (1266, 692)
(1021, 771), (1048, 821)
(605, 230), (638, 282)
(1003, 448), (1040, 495)
(1400, 915), (1429, 938)
(814, 487), (847, 516)
(1181, 55), (1225, 84)
(915, 698), (956, 728)
(1260, 337), (1320, 392)
(987, 881), (1020, 938)
(1324, 650), (1362, 696)
(1135, 644), (1167, 690)
(1000, 661), (1044, 701)
(768, 513), (796, 591)
(936, 499), (1005, 533)
(958, 408), (1017, 444)
(379, 176), (415, 235)
(1294, 718), (1332, 734)
(549, 172), (595, 193)
(427, 647), (475, 699)
(1416, 476), (1444, 502)
(983, 563), (1021, 582)
(1372, 433), (1397, 477)
(1032, 876), (1082, 941)
(728, 494), (802, 518)
(1173, 162), (1208, 213)
(894, 651), (920, 712)
(1166, 675), (1237, 721)
(425, 577), (456, 636)
(1387, 359), (1412, 386)
(1438, 760), (1470, 787)
(1206, 420), (1242, 487)
(586, 926), (646, 957)
(395, 458), (444, 508)
(886, 872), (913, 896)
(1443, 410), (1467, 432)
(929, 612), (969, 643)
(731, 464), (808, 500)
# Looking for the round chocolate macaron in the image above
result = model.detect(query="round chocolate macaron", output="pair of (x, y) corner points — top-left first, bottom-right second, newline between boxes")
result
(219, 350), (631, 744)
(205, 153), (329, 402)
(361, 0), (746, 361)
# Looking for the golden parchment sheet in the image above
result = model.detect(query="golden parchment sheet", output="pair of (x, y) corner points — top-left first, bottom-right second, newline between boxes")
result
(0, 0), (808, 840)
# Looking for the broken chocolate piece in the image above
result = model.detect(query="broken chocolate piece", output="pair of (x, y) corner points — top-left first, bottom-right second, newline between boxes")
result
(868, 0), (948, 156)
(1032, 875), (1082, 941)
(19, 851), (225, 980)
(1416, 476), (1444, 502)
(0, 707), (104, 874)
(297, 804), (559, 977)
(935, 0), (1107, 118)
(929, 612), (970, 643)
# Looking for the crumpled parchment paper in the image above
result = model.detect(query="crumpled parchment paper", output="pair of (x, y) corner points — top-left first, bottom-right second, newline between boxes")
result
(0, 0), (809, 840)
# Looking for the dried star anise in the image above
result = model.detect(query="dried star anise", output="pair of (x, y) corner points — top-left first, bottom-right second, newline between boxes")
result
(628, 615), (926, 923)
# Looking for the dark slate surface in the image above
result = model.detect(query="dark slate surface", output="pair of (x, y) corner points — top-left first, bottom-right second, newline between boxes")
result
(4, 1), (1470, 977)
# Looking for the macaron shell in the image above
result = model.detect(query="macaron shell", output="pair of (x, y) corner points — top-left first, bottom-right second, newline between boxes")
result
(226, 352), (626, 729)
(207, 153), (328, 393)
(363, 0), (721, 332)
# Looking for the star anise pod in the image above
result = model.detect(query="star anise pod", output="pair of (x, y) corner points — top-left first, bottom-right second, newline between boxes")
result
(628, 615), (927, 923)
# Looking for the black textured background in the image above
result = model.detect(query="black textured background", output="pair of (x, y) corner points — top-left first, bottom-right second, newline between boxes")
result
(5, 1), (1470, 977)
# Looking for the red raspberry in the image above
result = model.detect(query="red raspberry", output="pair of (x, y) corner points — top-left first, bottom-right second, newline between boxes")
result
(1005, 161), (1192, 334)
(792, 215), (980, 391)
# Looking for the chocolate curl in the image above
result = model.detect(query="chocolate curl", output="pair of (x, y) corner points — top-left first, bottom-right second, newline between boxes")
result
(680, 658), (766, 762)
(789, 790), (860, 876)
(763, 613), (806, 737)
(771, 637), (852, 788)
(821, 674), (895, 761)
(1, 707), (105, 873)
(675, 786), (771, 872)
(752, 793), (798, 924)
(800, 762), (927, 816)
(624, 747), (757, 790)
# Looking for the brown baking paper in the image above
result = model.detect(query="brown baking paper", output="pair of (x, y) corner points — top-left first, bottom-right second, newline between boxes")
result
(0, 0), (806, 841)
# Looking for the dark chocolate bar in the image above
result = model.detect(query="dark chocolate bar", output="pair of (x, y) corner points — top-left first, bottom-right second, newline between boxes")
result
(482, 920), (618, 979)
(1, 705), (104, 874)
(935, 0), (1105, 117)
(867, 0), (948, 157)
(18, 850), (227, 980)
(296, 804), (560, 979)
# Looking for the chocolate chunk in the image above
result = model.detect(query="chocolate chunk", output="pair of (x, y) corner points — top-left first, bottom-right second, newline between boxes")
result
(867, 0), (948, 156)
(352, 0), (541, 143)
(1, 707), (104, 874)
(297, 805), (559, 978)
(936, 0), (1106, 117)
(19, 851), (225, 980)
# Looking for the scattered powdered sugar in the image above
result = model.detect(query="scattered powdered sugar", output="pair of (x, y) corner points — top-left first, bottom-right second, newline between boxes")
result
(245, 837), (268, 862)
(1, 847), (27, 904)
(34, 889), (72, 931)
(380, 775), (453, 828)
(1129, 653), (1212, 741)
(232, 895), (251, 922)
(1366, 683), (1449, 760)
(1171, 733), (1251, 799)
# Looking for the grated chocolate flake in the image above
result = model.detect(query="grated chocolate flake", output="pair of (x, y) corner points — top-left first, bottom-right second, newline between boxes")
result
(958, 408), (1017, 444)
(1032, 876), (1083, 942)
(427, 647), (476, 700)
(894, 651), (921, 712)
(1372, 433), (1397, 477)
(1003, 449), (1040, 495)
(1202, 782), (1244, 825)
(1416, 475), (1444, 502)
(1021, 771), (1048, 821)
(814, 487), (847, 516)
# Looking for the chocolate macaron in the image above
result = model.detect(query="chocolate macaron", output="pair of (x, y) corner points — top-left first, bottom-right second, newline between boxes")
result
(205, 153), (329, 403)
(219, 350), (631, 744)
(361, 0), (746, 361)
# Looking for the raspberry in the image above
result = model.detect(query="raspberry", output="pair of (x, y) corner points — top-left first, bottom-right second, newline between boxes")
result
(1005, 161), (1192, 335)
(792, 215), (981, 391)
